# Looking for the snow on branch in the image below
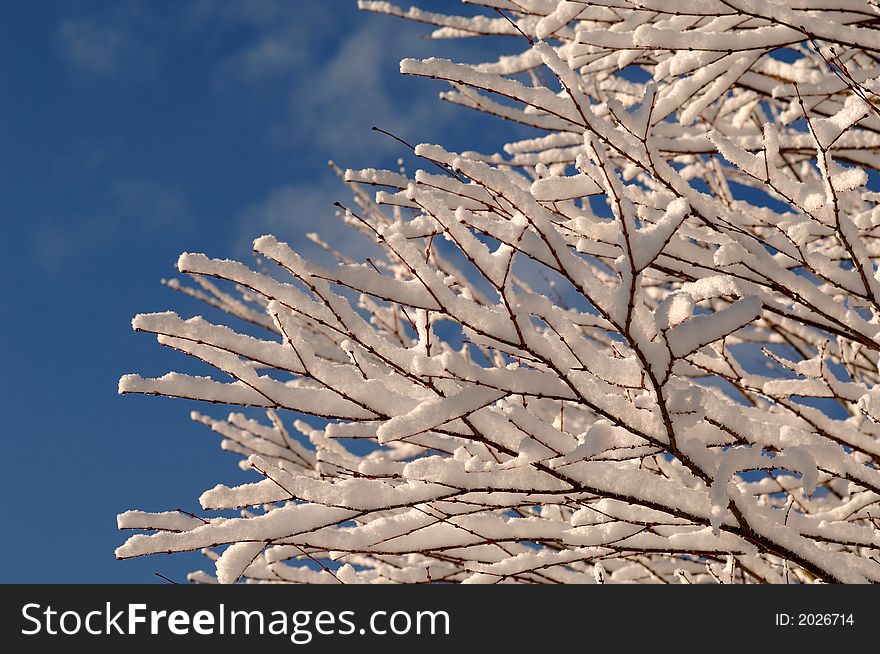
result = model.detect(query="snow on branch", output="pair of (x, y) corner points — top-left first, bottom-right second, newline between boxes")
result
(120, 1), (880, 584)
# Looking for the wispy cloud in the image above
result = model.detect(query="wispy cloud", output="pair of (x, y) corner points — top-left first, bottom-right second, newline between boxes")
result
(220, 36), (307, 83)
(52, 138), (120, 180)
(33, 177), (191, 269)
(57, 19), (128, 76)
(56, 6), (155, 78)
(211, 5), (491, 264)
(46, 2), (516, 270)
(277, 18), (408, 153)
(210, 5), (461, 159)
(110, 178), (191, 231)
(287, 24), (462, 158)
(212, 4), (332, 85)
(188, 0), (294, 28)
(232, 179), (384, 266)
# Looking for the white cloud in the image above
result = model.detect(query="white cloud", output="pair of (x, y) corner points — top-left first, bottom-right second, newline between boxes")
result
(216, 7), (479, 267)
(57, 19), (127, 76)
(110, 178), (191, 231)
(274, 16), (459, 158)
(234, 181), (381, 266)
(52, 139), (119, 179)
(56, 5), (156, 78)
(32, 177), (190, 269)
(209, 5), (461, 160)
(220, 36), (307, 83)
(210, 3), (334, 86)
(188, 0), (294, 28)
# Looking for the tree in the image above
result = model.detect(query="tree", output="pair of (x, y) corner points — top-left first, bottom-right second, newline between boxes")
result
(116, 0), (880, 584)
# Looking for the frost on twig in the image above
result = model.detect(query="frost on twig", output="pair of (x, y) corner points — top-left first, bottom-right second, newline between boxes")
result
(119, 1), (880, 584)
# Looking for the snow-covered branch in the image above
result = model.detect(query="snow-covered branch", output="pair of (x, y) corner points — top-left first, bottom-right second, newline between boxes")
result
(119, 0), (880, 584)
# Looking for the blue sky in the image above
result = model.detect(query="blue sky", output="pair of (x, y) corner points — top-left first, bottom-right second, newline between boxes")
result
(1, 0), (528, 583)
